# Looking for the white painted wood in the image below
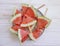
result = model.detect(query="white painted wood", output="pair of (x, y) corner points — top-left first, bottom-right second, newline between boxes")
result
(0, 0), (60, 46)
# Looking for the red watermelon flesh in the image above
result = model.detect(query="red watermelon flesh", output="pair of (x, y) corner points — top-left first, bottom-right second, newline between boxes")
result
(11, 25), (29, 32)
(21, 6), (35, 18)
(32, 29), (42, 39)
(26, 7), (35, 18)
(21, 6), (28, 14)
(12, 15), (22, 25)
(37, 18), (48, 29)
(11, 25), (20, 32)
(21, 14), (35, 24)
(18, 29), (29, 42)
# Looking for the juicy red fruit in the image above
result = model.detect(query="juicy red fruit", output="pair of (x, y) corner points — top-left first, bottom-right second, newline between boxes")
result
(19, 29), (29, 42)
(11, 25), (20, 32)
(12, 15), (22, 25)
(32, 29), (42, 39)
(26, 7), (35, 18)
(37, 18), (48, 29)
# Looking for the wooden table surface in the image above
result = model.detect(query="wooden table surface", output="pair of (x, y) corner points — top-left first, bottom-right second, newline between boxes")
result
(0, 0), (60, 46)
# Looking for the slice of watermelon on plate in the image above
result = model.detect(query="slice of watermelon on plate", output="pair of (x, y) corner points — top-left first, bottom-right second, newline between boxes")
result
(21, 6), (28, 14)
(37, 18), (48, 29)
(18, 29), (29, 43)
(32, 29), (43, 39)
(28, 16), (50, 40)
(11, 13), (22, 25)
(21, 4), (36, 18)
(29, 27), (44, 40)
(38, 16), (51, 28)
(10, 25), (20, 34)
(25, 7), (35, 18)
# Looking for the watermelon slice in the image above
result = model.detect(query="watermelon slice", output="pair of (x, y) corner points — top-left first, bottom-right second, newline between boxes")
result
(21, 4), (36, 18)
(18, 29), (29, 43)
(37, 18), (48, 29)
(21, 14), (37, 27)
(29, 27), (44, 40)
(25, 7), (35, 18)
(28, 16), (49, 40)
(11, 13), (22, 25)
(21, 4), (38, 17)
(32, 29), (43, 39)
(10, 25), (20, 34)
(29, 26), (44, 40)
(21, 6), (28, 14)
(38, 16), (51, 28)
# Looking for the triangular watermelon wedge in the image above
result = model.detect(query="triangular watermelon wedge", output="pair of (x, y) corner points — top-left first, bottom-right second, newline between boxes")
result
(32, 29), (43, 39)
(28, 26), (44, 40)
(25, 7), (35, 18)
(28, 16), (50, 40)
(11, 13), (22, 25)
(18, 29), (29, 43)
(10, 25), (20, 34)
(38, 16), (51, 28)
(21, 6), (28, 14)
(29, 28), (44, 40)
(21, 3), (36, 18)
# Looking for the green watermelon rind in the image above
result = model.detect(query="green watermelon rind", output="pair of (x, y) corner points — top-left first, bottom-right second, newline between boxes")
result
(43, 16), (51, 28)
(29, 33), (36, 41)
(28, 23), (37, 41)
(21, 20), (37, 27)
(10, 28), (17, 34)
(30, 22), (37, 31)
(11, 13), (21, 22)
(29, 28), (44, 41)
(10, 14), (21, 35)
(17, 29), (22, 44)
